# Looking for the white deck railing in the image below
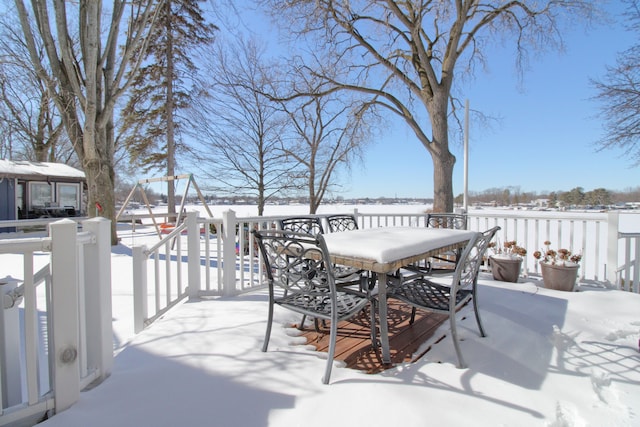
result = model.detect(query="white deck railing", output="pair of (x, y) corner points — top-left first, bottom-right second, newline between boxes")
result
(127, 209), (638, 333)
(466, 211), (612, 281)
(0, 218), (112, 427)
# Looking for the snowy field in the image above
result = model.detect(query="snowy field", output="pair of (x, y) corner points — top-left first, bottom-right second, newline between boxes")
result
(119, 203), (640, 231)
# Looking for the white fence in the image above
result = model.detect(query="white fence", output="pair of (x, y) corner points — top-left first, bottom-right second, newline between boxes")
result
(0, 218), (112, 427)
(466, 211), (611, 281)
(129, 209), (639, 333)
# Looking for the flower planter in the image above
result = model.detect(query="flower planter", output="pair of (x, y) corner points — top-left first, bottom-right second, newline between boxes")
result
(490, 256), (522, 283)
(540, 263), (578, 292)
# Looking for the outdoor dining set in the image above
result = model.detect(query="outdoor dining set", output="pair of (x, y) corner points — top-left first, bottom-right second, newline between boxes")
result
(252, 213), (500, 384)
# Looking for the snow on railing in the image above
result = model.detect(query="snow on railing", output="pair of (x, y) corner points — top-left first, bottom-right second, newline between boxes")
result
(0, 218), (112, 426)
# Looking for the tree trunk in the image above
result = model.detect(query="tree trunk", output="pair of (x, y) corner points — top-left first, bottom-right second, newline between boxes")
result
(429, 94), (455, 213)
(34, 143), (47, 162)
(15, 0), (158, 246)
(432, 152), (455, 212)
(257, 192), (265, 216)
(309, 185), (319, 214)
(84, 157), (117, 244)
(166, 5), (177, 218)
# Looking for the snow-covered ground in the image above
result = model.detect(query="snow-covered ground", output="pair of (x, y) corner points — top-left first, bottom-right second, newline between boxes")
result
(2, 205), (640, 426)
(39, 274), (640, 427)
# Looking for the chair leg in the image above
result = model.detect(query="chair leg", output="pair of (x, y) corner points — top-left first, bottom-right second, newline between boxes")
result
(449, 310), (467, 369)
(322, 316), (338, 384)
(369, 301), (378, 350)
(298, 315), (307, 330)
(262, 303), (274, 352)
(368, 273), (377, 290)
(409, 307), (417, 324)
(298, 315), (323, 332)
(472, 296), (486, 337)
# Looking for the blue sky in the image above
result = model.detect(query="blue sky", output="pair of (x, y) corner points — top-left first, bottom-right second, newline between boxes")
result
(208, 1), (639, 201)
(326, 3), (640, 199)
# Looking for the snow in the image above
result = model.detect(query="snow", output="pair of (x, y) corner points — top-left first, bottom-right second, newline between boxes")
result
(38, 277), (640, 427)
(0, 159), (85, 179)
(322, 227), (476, 263)
(4, 205), (640, 427)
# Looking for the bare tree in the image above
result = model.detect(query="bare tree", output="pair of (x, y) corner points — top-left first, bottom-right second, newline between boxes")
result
(278, 73), (377, 213)
(0, 17), (71, 163)
(264, 0), (596, 212)
(188, 37), (299, 215)
(592, 0), (640, 166)
(14, 0), (159, 243)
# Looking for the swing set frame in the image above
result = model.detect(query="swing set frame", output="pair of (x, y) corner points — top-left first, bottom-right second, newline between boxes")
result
(116, 174), (213, 239)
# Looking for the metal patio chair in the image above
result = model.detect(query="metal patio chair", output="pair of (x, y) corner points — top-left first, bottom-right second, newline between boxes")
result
(326, 214), (378, 291)
(279, 216), (325, 235)
(253, 229), (377, 384)
(427, 213), (468, 230)
(402, 213), (469, 277)
(280, 215), (368, 327)
(387, 226), (500, 368)
(425, 213), (469, 273)
(326, 214), (359, 232)
(281, 215), (365, 286)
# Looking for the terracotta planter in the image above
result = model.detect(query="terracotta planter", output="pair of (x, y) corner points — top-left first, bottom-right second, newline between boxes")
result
(540, 263), (578, 291)
(490, 256), (522, 282)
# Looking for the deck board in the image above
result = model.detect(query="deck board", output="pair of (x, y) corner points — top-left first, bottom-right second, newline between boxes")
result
(296, 301), (448, 374)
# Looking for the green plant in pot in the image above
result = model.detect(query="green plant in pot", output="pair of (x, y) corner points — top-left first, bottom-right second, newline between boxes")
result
(533, 241), (582, 292)
(488, 240), (526, 282)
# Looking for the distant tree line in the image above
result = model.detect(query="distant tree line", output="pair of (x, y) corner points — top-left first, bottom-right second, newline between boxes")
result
(455, 186), (640, 207)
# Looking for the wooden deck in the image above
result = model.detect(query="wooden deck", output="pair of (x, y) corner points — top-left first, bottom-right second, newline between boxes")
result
(297, 301), (448, 374)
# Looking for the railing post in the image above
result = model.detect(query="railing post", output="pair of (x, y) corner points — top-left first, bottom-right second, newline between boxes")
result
(222, 210), (237, 296)
(1, 276), (23, 409)
(82, 217), (113, 383)
(49, 219), (80, 412)
(186, 211), (201, 301)
(606, 211), (619, 286)
(132, 245), (148, 333)
(352, 208), (360, 228)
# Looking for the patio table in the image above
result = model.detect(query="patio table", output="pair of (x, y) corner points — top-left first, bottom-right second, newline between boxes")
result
(321, 227), (478, 364)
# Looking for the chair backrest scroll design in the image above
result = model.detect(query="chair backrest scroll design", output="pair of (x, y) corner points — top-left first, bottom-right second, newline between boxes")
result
(326, 214), (359, 232)
(455, 226), (501, 294)
(279, 217), (325, 236)
(253, 229), (333, 295)
(427, 213), (467, 230)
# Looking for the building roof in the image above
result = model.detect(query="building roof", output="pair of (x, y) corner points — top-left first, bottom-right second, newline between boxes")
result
(0, 159), (85, 180)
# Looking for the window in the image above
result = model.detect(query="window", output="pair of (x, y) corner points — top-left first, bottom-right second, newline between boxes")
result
(29, 182), (52, 207)
(57, 183), (80, 209)
(17, 182), (25, 217)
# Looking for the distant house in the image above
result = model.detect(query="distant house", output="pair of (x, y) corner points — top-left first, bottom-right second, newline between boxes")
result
(0, 159), (86, 223)
(533, 198), (549, 208)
